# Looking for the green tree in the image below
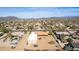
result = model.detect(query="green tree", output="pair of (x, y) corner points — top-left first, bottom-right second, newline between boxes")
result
(0, 27), (9, 33)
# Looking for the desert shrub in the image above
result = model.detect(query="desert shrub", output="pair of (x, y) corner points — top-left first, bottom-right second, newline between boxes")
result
(48, 41), (55, 44)
(33, 44), (38, 47)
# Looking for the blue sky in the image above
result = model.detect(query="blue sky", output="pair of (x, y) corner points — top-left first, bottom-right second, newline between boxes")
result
(0, 7), (79, 18)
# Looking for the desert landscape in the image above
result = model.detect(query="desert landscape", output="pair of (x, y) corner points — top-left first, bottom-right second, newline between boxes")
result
(0, 7), (79, 51)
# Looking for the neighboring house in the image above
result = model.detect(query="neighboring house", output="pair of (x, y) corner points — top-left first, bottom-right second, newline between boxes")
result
(55, 31), (70, 35)
(64, 43), (79, 51)
(71, 43), (79, 51)
(11, 32), (24, 37)
(68, 30), (77, 34)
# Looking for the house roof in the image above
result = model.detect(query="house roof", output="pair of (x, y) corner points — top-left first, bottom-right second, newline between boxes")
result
(56, 31), (70, 35)
(11, 32), (24, 36)
(36, 31), (48, 36)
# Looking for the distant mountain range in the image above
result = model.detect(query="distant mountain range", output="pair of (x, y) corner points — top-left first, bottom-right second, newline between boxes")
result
(0, 16), (19, 21)
(0, 16), (79, 20)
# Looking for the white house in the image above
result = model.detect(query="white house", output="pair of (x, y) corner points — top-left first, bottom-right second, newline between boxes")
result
(28, 32), (37, 44)
(56, 31), (70, 35)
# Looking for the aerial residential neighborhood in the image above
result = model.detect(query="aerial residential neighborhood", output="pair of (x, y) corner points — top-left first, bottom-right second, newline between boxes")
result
(0, 7), (79, 51)
(0, 16), (79, 51)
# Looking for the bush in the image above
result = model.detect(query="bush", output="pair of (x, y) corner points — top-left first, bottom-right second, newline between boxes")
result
(33, 44), (38, 47)
(0, 33), (3, 36)
(48, 32), (52, 35)
(48, 41), (55, 44)
(0, 27), (9, 33)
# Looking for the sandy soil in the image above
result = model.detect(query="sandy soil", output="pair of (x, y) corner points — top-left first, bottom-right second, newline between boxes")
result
(25, 32), (62, 51)
(15, 34), (29, 51)
(0, 32), (62, 51)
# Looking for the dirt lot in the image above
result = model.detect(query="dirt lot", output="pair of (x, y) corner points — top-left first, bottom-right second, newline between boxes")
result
(24, 32), (62, 51)
(0, 32), (62, 51)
